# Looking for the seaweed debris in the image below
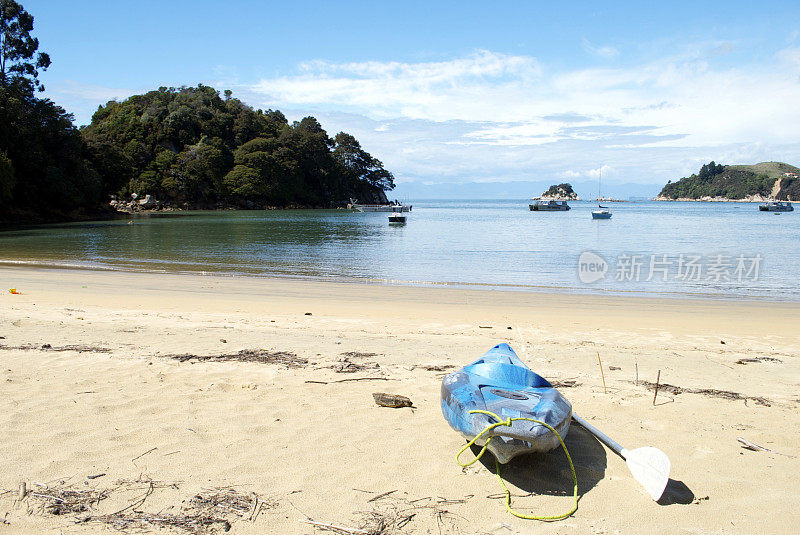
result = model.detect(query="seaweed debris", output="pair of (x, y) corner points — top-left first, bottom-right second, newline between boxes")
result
(637, 381), (771, 406)
(164, 349), (308, 368)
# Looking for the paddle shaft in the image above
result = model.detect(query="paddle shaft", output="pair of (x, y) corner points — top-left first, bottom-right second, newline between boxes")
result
(571, 413), (626, 458)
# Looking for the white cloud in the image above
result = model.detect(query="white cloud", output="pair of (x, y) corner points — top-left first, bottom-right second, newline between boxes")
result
(581, 38), (620, 59)
(44, 41), (800, 190)
(243, 44), (800, 155)
(49, 80), (132, 102)
(44, 81), (135, 125)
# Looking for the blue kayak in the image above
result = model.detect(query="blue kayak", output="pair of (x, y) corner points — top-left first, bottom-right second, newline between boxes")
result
(441, 343), (573, 464)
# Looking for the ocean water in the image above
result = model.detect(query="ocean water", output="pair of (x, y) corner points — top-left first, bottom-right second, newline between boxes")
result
(1, 200), (798, 300)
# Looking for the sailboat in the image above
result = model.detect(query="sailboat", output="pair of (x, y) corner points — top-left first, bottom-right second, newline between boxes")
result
(591, 168), (612, 220)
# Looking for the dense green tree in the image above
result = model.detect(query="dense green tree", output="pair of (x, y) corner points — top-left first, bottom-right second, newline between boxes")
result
(659, 162), (776, 200)
(0, 0), (50, 92)
(0, 148), (12, 200)
(333, 132), (395, 192)
(83, 85), (394, 209)
(0, 1), (109, 221)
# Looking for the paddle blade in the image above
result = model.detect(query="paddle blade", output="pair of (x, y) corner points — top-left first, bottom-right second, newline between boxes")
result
(624, 447), (671, 501)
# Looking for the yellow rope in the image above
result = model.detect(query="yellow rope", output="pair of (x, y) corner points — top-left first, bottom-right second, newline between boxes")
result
(456, 409), (578, 521)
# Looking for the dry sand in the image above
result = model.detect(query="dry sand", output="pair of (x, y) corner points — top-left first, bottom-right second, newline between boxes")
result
(0, 265), (799, 534)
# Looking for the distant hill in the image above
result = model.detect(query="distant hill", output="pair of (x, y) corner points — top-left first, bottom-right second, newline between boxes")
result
(657, 161), (800, 201)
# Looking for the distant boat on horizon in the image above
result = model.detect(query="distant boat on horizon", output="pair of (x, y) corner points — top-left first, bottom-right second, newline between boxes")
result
(592, 168), (613, 219)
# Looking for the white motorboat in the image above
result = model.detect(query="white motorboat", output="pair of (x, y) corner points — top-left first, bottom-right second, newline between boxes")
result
(388, 212), (406, 224)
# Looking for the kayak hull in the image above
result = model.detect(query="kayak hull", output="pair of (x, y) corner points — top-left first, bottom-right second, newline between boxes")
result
(441, 343), (572, 464)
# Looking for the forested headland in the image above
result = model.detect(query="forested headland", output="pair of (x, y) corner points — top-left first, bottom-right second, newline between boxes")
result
(657, 161), (800, 201)
(0, 1), (394, 224)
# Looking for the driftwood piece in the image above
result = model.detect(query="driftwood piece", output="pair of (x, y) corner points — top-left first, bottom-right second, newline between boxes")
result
(735, 356), (782, 365)
(737, 437), (795, 457)
(372, 393), (413, 408)
(549, 379), (580, 388)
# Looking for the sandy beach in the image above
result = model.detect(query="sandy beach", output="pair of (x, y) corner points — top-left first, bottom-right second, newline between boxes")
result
(1, 265), (798, 534)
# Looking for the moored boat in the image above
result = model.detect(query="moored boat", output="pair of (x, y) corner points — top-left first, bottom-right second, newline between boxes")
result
(529, 199), (570, 211)
(592, 206), (612, 219)
(388, 212), (406, 224)
(591, 168), (612, 219)
(441, 343), (572, 464)
(759, 200), (793, 212)
(350, 198), (412, 212)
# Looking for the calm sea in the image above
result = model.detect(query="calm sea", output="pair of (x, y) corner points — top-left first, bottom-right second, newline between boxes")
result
(1, 200), (798, 300)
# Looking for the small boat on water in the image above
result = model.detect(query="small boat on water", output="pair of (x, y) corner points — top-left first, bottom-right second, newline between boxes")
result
(591, 168), (612, 219)
(388, 212), (406, 224)
(529, 200), (570, 211)
(441, 343), (572, 464)
(592, 206), (612, 219)
(759, 200), (794, 212)
(351, 198), (412, 212)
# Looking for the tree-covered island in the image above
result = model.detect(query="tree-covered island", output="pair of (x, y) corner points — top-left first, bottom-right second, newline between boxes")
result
(537, 183), (579, 200)
(657, 161), (800, 201)
(0, 0), (394, 223)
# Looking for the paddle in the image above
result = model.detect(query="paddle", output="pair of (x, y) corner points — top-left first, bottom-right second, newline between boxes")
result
(572, 413), (671, 501)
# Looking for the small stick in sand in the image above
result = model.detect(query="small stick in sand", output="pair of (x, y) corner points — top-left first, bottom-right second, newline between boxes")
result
(367, 489), (397, 502)
(635, 359), (639, 386)
(18, 481), (26, 501)
(596, 351), (607, 394)
(131, 447), (157, 462)
(299, 519), (369, 534)
(653, 370), (661, 405)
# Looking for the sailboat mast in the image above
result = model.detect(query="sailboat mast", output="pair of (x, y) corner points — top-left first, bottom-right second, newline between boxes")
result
(598, 167), (601, 203)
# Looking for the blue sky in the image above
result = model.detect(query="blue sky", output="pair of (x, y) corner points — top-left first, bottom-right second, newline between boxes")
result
(27, 1), (800, 197)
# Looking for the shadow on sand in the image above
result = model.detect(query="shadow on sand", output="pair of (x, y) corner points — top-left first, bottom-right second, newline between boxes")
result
(472, 424), (696, 506)
(472, 424), (608, 497)
(658, 479), (695, 505)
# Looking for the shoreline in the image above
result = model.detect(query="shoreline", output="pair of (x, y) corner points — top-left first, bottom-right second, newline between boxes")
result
(0, 260), (796, 303)
(654, 196), (799, 203)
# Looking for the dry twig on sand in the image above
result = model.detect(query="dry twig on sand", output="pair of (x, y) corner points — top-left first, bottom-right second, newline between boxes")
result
(304, 492), (461, 535)
(332, 357), (381, 373)
(636, 380), (771, 406)
(735, 356), (782, 365)
(163, 349), (308, 368)
(87, 485), (267, 534)
(340, 351), (380, 359)
(0, 343), (110, 353)
(27, 483), (110, 516)
(412, 364), (455, 372)
(19, 478), (267, 534)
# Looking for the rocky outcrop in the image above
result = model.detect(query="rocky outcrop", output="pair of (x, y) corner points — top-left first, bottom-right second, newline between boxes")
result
(110, 194), (166, 212)
(537, 183), (579, 201)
